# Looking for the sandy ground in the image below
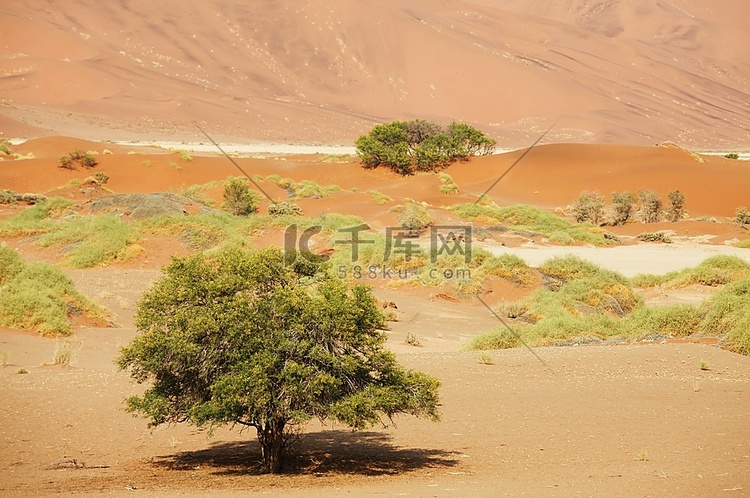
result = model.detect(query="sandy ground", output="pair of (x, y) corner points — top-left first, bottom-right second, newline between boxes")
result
(1, 138), (750, 496)
(1, 267), (749, 497)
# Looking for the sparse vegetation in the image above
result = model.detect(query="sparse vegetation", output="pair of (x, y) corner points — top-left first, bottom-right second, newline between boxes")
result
(171, 148), (193, 163)
(611, 191), (636, 225)
(572, 190), (605, 225)
(368, 190), (393, 205)
(477, 353), (494, 365)
(666, 190), (686, 222)
(0, 246), (107, 335)
(355, 120), (495, 175)
(0, 139), (12, 156)
(639, 190), (662, 223)
(405, 331), (423, 347)
(724, 153), (739, 160)
(0, 350), (10, 366)
(631, 255), (750, 288)
(700, 360), (710, 371)
(451, 203), (615, 246)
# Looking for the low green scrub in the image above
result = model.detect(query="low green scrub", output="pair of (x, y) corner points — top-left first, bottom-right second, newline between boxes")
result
(0, 198), (74, 236)
(0, 246), (107, 335)
(265, 176), (341, 199)
(631, 256), (750, 288)
(35, 214), (140, 268)
(368, 190), (393, 206)
(451, 203), (613, 246)
(699, 278), (750, 355)
(480, 253), (536, 285)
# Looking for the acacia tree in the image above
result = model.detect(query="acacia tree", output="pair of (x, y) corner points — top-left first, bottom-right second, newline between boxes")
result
(355, 120), (495, 175)
(116, 248), (440, 474)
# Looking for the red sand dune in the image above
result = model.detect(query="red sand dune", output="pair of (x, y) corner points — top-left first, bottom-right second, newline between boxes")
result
(2, 137), (748, 221)
(1, 1), (749, 147)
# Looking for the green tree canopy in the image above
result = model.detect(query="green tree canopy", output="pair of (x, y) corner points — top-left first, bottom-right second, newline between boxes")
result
(116, 247), (440, 473)
(355, 119), (496, 175)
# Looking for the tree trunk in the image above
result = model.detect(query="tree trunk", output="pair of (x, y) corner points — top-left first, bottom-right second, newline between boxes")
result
(258, 421), (286, 474)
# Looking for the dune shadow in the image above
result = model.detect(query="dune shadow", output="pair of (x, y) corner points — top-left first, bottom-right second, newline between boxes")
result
(152, 430), (460, 476)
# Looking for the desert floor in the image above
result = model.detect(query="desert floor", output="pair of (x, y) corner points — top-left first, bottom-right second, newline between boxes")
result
(1, 138), (749, 497)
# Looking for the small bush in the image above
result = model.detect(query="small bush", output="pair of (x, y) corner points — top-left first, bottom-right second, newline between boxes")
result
(700, 278), (750, 355)
(267, 201), (303, 217)
(59, 149), (98, 170)
(666, 190), (686, 222)
(477, 353), (494, 365)
(735, 207), (750, 226)
(222, 178), (258, 216)
(398, 202), (432, 231)
(467, 329), (521, 350)
(0, 350), (9, 366)
(438, 173), (459, 194)
(611, 191), (636, 225)
(0, 139), (12, 155)
(405, 332), (423, 347)
(171, 149), (193, 163)
(724, 153), (739, 160)
(368, 190), (393, 205)
(572, 190), (605, 225)
(0, 257), (107, 335)
(639, 190), (662, 223)
(637, 232), (673, 243)
(52, 339), (81, 366)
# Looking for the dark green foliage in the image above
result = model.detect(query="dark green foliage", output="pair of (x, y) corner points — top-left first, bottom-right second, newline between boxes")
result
(355, 120), (495, 175)
(222, 178), (258, 216)
(117, 248), (440, 473)
(700, 278), (750, 355)
(666, 190), (686, 222)
(724, 153), (739, 160)
(637, 232), (672, 243)
(611, 191), (636, 226)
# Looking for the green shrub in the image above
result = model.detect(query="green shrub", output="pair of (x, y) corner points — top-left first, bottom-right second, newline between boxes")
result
(355, 120), (495, 175)
(539, 255), (627, 284)
(735, 207), (750, 226)
(611, 192), (636, 225)
(639, 190), (662, 223)
(398, 202), (432, 231)
(480, 253), (535, 285)
(666, 190), (686, 222)
(0, 190), (17, 205)
(35, 214), (140, 268)
(724, 153), (739, 160)
(368, 190), (393, 205)
(699, 278), (750, 355)
(58, 148), (98, 170)
(0, 258), (107, 336)
(572, 190), (605, 224)
(0, 139), (12, 156)
(0, 245), (24, 285)
(467, 329), (521, 350)
(0, 197), (75, 236)
(438, 173), (459, 194)
(621, 305), (702, 338)
(223, 178), (258, 216)
(267, 201), (303, 217)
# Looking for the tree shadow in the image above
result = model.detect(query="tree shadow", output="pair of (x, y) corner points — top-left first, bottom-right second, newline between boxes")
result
(151, 430), (460, 476)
